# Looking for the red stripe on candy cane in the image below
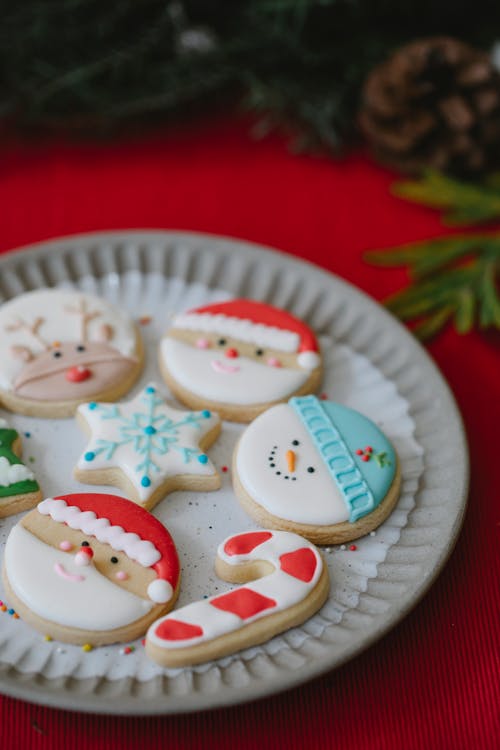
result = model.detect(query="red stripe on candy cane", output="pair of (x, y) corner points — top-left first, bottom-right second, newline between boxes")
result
(211, 588), (277, 619)
(280, 548), (318, 582)
(223, 531), (273, 556)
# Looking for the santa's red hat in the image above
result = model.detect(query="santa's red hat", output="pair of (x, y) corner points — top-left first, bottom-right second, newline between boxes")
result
(37, 493), (179, 604)
(172, 299), (321, 370)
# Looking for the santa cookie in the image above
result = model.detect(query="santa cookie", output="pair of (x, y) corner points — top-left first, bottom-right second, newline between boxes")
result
(233, 396), (402, 544)
(159, 299), (322, 422)
(74, 383), (222, 511)
(146, 529), (329, 667)
(0, 289), (143, 417)
(0, 417), (42, 517)
(2, 493), (181, 645)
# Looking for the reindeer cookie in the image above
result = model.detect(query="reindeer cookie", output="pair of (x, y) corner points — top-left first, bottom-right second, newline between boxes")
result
(2, 493), (181, 645)
(0, 289), (143, 417)
(159, 299), (323, 422)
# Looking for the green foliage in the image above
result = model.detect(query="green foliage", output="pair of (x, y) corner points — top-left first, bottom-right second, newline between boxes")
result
(1, 1), (500, 147)
(366, 235), (500, 340)
(393, 171), (500, 226)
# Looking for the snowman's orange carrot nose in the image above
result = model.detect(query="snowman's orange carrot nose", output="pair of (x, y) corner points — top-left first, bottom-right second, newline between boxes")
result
(285, 449), (296, 473)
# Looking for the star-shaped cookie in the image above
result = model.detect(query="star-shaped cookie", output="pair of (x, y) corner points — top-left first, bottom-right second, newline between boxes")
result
(74, 383), (222, 510)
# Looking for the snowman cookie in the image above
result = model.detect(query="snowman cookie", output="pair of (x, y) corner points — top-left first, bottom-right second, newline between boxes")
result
(0, 417), (42, 517)
(74, 383), (222, 511)
(2, 493), (181, 645)
(233, 396), (402, 544)
(0, 289), (144, 417)
(159, 299), (323, 422)
(146, 529), (329, 667)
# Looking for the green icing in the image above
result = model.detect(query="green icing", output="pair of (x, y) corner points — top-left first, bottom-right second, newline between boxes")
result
(0, 426), (40, 498)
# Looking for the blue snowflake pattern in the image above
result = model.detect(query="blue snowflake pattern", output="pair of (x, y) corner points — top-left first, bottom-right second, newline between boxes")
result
(82, 385), (214, 491)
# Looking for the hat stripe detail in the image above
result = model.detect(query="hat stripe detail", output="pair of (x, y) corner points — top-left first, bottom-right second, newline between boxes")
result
(289, 396), (376, 522)
(172, 313), (300, 352)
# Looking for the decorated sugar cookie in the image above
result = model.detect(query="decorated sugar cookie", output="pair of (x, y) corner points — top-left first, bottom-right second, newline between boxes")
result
(0, 417), (42, 517)
(2, 493), (181, 645)
(233, 396), (402, 544)
(159, 299), (323, 422)
(146, 529), (329, 667)
(0, 289), (143, 417)
(74, 383), (222, 510)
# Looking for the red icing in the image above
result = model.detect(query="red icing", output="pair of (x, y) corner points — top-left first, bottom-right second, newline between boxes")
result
(155, 619), (203, 641)
(189, 299), (319, 354)
(223, 531), (273, 557)
(54, 493), (180, 587)
(211, 588), (276, 619)
(280, 548), (318, 582)
(65, 365), (92, 382)
(224, 348), (239, 358)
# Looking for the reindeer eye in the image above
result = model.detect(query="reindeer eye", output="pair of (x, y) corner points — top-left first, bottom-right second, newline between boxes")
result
(217, 338), (227, 346)
(81, 541), (90, 547)
(255, 348), (264, 356)
(110, 556), (118, 564)
(53, 351), (62, 358)
(76, 345), (86, 352)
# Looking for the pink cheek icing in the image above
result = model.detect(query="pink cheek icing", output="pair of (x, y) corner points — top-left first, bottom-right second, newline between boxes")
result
(116, 570), (128, 581)
(195, 338), (211, 349)
(59, 540), (73, 551)
(267, 357), (282, 368)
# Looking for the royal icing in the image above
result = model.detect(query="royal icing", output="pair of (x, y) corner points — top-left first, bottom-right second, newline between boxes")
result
(0, 289), (138, 400)
(146, 530), (323, 653)
(161, 299), (321, 408)
(4, 525), (154, 631)
(76, 384), (221, 504)
(235, 397), (397, 526)
(3, 492), (181, 632)
(0, 420), (39, 498)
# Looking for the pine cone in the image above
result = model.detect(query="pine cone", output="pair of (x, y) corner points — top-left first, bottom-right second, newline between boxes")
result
(359, 37), (500, 175)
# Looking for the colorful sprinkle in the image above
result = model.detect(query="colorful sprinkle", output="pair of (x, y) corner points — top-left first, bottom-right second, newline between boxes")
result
(24, 432), (31, 438)
(44, 635), (52, 642)
(221, 465), (229, 473)
(82, 643), (93, 652)
(139, 316), (152, 325)
(349, 544), (357, 551)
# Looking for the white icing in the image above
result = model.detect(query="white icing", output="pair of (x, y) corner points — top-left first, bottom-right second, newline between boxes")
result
(236, 404), (349, 524)
(147, 530), (323, 650)
(0, 456), (35, 487)
(172, 313), (300, 352)
(0, 289), (137, 391)
(4, 525), (153, 631)
(37, 498), (161, 566)
(161, 338), (310, 405)
(76, 384), (221, 503)
(297, 351), (321, 370)
(147, 579), (174, 604)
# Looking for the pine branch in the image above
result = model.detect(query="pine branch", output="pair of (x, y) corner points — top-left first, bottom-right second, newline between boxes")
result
(392, 171), (500, 226)
(365, 234), (500, 340)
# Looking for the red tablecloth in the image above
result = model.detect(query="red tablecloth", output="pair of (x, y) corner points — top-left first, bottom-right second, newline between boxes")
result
(0, 117), (498, 749)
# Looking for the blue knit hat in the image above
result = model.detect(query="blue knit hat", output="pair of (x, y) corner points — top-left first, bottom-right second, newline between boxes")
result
(289, 396), (397, 523)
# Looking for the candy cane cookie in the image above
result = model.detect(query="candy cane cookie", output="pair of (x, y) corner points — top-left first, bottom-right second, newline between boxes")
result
(145, 530), (329, 667)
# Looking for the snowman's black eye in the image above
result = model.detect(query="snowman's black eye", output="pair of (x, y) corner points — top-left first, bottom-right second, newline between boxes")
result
(255, 348), (264, 356)
(76, 345), (86, 352)
(53, 351), (63, 358)
(307, 466), (315, 473)
(292, 440), (300, 446)
(217, 338), (227, 346)
(110, 556), (118, 564)
(81, 541), (90, 547)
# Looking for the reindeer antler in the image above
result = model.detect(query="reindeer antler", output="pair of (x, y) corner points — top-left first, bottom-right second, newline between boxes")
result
(65, 299), (101, 342)
(5, 316), (50, 349)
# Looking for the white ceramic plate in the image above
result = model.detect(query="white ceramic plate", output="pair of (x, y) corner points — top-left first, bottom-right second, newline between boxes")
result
(0, 231), (468, 714)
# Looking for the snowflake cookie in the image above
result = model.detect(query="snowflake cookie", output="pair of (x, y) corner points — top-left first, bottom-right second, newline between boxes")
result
(74, 384), (222, 510)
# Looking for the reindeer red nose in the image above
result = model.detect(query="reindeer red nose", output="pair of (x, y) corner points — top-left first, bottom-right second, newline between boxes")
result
(66, 365), (92, 383)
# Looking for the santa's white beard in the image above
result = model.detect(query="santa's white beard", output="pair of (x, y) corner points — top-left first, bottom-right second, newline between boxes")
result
(4, 525), (153, 631)
(161, 338), (310, 404)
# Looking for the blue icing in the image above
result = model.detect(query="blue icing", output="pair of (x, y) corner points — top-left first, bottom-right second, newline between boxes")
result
(289, 396), (396, 523)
